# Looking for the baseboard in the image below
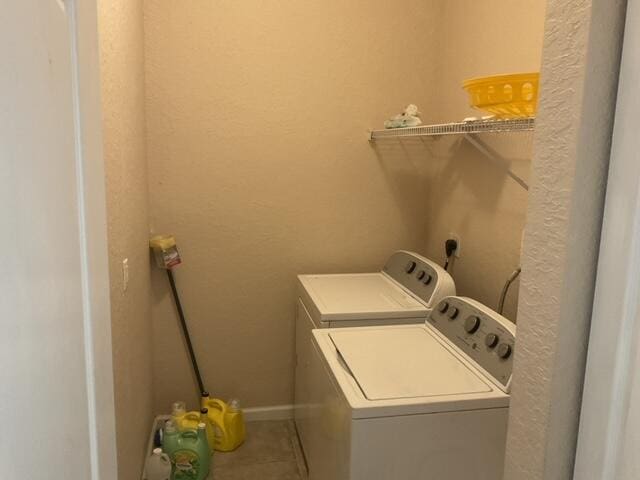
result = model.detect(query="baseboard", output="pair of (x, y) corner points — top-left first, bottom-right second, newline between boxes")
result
(243, 404), (294, 422)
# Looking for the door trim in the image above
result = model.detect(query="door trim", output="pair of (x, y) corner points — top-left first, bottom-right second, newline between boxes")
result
(574, 0), (639, 478)
(67, 1), (118, 478)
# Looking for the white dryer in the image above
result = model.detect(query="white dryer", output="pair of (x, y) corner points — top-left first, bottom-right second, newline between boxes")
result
(305, 296), (516, 480)
(294, 251), (455, 452)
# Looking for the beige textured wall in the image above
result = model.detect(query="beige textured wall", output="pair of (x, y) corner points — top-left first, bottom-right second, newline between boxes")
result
(144, 0), (443, 410)
(143, 1), (546, 410)
(434, 1), (548, 123)
(419, 1), (547, 321)
(98, 1), (154, 479)
(505, 0), (627, 478)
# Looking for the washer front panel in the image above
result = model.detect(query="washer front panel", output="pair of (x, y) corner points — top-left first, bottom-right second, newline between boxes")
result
(427, 297), (516, 390)
(383, 251), (447, 305)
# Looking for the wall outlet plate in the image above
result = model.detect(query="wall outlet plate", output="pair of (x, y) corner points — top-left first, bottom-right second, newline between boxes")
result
(122, 258), (129, 292)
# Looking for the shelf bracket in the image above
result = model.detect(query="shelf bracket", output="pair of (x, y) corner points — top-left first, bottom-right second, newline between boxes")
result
(463, 134), (529, 191)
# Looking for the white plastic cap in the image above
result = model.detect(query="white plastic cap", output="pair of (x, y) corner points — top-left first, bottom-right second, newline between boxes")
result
(153, 448), (162, 455)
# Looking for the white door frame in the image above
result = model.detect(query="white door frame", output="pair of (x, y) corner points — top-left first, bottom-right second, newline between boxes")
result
(573, 0), (640, 478)
(2, 0), (117, 477)
(70, 0), (119, 477)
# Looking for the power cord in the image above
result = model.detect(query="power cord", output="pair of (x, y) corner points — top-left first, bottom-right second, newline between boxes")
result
(444, 239), (458, 271)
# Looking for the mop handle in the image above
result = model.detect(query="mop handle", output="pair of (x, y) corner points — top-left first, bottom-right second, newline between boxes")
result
(166, 268), (206, 395)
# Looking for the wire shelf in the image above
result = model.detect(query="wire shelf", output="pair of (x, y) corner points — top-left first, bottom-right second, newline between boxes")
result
(369, 117), (535, 141)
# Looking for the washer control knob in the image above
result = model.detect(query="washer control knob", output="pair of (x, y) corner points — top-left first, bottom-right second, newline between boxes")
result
(423, 274), (433, 285)
(464, 315), (480, 333)
(416, 270), (426, 280)
(447, 307), (459, 320)
(497, 343), (513, 359)
(405, 261), (417, 274)
(485, 333), (500, 349)
(437, 301), (449, 313)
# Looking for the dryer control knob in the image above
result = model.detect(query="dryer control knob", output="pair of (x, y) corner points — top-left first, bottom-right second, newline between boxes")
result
(464, 315), (480, 333)
(437, 301), (449, 313)
(447, 307), (459, 320)
(497, 343), (513, 359)
(405, 261), (417, 274)
(485, 333), (499, 348)
(423, 274), (433, 285)
(416, 270), (426, 280)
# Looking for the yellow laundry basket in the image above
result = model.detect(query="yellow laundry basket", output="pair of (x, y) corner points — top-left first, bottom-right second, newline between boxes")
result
(462, 73), (539, 118)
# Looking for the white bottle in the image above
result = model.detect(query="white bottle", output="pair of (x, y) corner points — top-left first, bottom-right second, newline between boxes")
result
(144, 448), (172, 480)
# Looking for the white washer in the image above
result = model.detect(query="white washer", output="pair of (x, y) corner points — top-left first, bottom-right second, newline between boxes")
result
(295, 251), (455, 451)
(297, 251), (455, 329)
(304, 296), (516, 480)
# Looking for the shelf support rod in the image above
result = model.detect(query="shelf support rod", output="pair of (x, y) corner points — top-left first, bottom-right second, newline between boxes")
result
(464, 133), (529, 191)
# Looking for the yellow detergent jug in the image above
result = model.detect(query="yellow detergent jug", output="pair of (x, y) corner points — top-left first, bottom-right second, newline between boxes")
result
(171, 402), (215, 455)
(171, 401), (196, 430)
(201, 393), (246, 452)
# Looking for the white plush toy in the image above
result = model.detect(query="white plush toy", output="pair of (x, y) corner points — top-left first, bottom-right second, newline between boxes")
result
(384, 104), (422, 129)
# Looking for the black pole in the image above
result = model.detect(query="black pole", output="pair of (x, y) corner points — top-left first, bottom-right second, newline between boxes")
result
(166, 268), (206, 395)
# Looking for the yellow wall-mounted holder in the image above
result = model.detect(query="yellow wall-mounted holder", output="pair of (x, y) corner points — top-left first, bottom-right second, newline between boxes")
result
(463, 72), (539, 118)
(150, 234), (182, 269)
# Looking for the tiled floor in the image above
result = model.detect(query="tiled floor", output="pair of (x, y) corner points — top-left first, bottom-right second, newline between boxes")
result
(210, 420), (307, 480)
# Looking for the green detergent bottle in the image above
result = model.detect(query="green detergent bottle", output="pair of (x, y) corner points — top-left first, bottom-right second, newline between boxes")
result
(164, 421), (210, 480)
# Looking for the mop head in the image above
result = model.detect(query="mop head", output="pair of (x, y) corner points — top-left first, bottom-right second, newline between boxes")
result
(150, 235), (182, 269)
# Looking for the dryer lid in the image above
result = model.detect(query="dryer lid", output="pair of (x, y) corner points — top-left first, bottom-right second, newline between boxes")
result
(301, 273), (427, 320)
(330, 327), (491, 400)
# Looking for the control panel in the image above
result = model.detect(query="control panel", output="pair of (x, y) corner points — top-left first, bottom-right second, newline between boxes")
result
(428, 296), (516, 391)
(382, 251), (454, 307)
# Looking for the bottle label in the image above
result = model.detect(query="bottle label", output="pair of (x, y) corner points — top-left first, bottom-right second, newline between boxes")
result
(172, 449), (200, 480)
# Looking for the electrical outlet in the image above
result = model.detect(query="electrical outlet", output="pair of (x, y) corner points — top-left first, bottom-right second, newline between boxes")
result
(448, 233), (461, 258)
(122, 258), (129, 292)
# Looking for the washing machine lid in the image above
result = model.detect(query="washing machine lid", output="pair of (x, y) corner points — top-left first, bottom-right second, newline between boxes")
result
(330, 327), (491, 400)
(300, 273), (427, 321)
